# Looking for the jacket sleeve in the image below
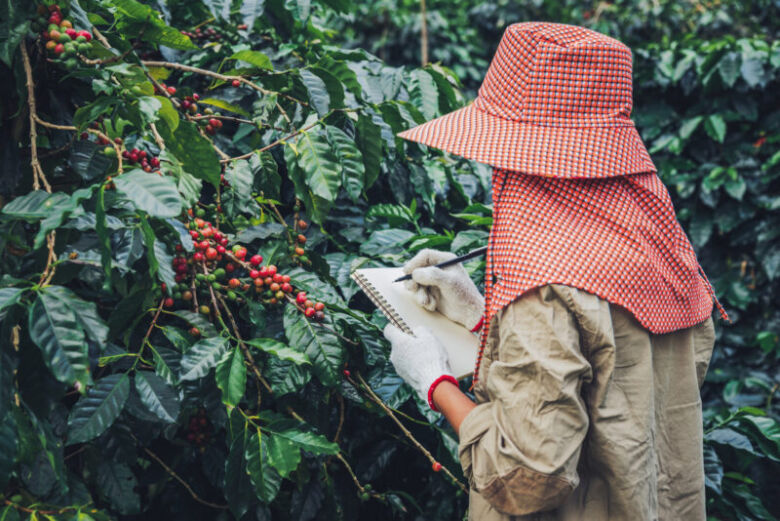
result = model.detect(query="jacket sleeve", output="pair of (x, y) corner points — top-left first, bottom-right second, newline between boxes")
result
(458, 286), (594, 516)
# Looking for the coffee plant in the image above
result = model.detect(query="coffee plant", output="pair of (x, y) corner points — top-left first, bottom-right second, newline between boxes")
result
(0, 0), (778, 520)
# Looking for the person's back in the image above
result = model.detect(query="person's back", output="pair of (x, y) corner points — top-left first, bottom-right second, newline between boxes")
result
(463, 285), (715, 520)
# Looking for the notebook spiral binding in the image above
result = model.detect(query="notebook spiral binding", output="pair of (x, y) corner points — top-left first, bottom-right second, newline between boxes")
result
(350, 271), (414, 335)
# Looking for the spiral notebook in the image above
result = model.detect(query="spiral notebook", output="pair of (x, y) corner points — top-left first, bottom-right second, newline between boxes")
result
(351, 267), (479, 380)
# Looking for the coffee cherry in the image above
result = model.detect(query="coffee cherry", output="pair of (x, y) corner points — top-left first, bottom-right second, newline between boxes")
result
(315, 302), (325, 311)
(249, 269), (260, 279)
(297, 234), (307, 244)
(281, 282), (293, 293)
(281, 274), (291, 283)
(250, 254), (263, 266)
(304, 307), (316, 318)
(314, 311), (325, 322)
(232, 79), (240, 87)
(432, 462), (442, 472)
(304, 300), (313, 309)
(343, 369), (351, 378)
(193, 252), (204, 262)
(296, 292), (307, 304)
(272, 273), (282, 283)
(298, 220), (308, 229)
(182, 291), (193, 301)
(199, 305), (210, 315)
(294, 247), (305, 256)
(270, 282), (280, 292)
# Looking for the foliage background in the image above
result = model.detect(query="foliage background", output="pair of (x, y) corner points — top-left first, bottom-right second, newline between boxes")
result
(0, 0), (778, 520)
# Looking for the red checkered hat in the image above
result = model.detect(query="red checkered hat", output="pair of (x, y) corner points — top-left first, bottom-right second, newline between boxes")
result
(397, 22), (727, 386)
(399, 22), (657, 178)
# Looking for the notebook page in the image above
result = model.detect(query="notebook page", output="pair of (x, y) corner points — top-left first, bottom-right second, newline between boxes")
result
(353, 267), (478, 379)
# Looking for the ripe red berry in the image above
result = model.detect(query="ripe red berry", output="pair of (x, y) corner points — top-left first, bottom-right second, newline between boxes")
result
(258, 267), (269, 278)
(208, 118), (220, 128)
(189, 230), (199, 240)
(78, 30), (91, 42)
(296, 292), (307, 304)
(190, 327), (200, 337)
(167, 86), (176, 95)
(315, 302), (325, 311)
(270, 282), (280, 292)
(225, 263), (235, 273)
(232, 79), (240, 87)
(273, 273), (283, 283)
(294, 247), (305, 256)
(228, 278), (240, 289)
(54, 43), (64, 55)
(250, 254), (263, 266)
(298, 220), (308, 230)
(304, 300), (313, 309)
(205, 247), (218, 260)
(249, 270), (260, 279)
(216, 245), (226, 254)
(343, 369), (351, 378)
(199, 240), (210, 250)
(281, 274), (291, 283)
(267, 265), (277, 276)
(193, 252), (204, 262)
(193, 93), (200, 101)
(234, 247), (246, 260)
(281, 282), (293, 293)
(304, 307), (316, 318)
(175, 263), (188, 274)
(164, 297), (174, 308)
(432, 462), (442, 472)
(297, 234), (307, 244)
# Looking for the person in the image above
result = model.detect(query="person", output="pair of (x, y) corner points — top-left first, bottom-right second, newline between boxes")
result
(383, 22), (728, 521)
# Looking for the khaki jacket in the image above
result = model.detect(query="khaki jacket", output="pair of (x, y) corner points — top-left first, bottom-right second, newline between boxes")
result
(459, 285), (715, 521)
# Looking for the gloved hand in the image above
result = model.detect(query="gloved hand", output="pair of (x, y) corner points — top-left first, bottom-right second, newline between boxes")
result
(403, 249), (485, 330)
(385, 324), (454, 405)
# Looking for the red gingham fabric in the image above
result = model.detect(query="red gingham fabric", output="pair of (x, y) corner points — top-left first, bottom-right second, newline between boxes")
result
(398, 23), (657, 179)
(397, 22), (727, 385)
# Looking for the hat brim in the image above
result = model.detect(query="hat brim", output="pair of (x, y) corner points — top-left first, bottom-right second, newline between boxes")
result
(398, 104), (656, 179)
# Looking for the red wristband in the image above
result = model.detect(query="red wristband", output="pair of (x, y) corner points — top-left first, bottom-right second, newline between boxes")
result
(470, 316), (484, 333)
(427, 375), (458, 412)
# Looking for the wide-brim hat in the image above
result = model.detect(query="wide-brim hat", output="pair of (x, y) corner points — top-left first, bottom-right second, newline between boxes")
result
(399, 22), (656, 179)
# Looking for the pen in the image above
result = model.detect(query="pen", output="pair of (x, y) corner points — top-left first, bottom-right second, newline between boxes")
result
(393, 246), (488, 283)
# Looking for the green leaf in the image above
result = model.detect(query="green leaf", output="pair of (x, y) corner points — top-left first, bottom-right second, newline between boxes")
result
(173, 310), (218, 337)
(245, 429), (282, 503)
(96, 460), (140, 515)
(67, 374), (130, 445)
(198, 97), (250, 117)
(408, 69), (439, 120)
(0, 0), (33, 67)
(69, 141), (113, 181)
(204, 0), (231, 20)
(266, 435), (300, 477)
(157, 120), (221, 187)
(0, 287), (24, 321)
(225, 159), (254, 206)
(0, 411), (17, 489)
(289, 129), (342, 223)
(246, 338), (310, 365)
(215, 347), (247, 407)
(29, 291), (90, 388)
(44, 286), (109, 348)
(300, 69), (332, 116)
(326, 126), (365, 202)
(111, 0), (196, 50)
(225, 435), (253, 518)
(240, 0), (266, 30)
(269, 427), (339, 455)
(356, 114), (382, 189)
(153, 96), (179, 131)
(230, 50), (273, 70)
(114, 170), (183, 218)
(134, 372), (180, 423)
(2, 191), (70, 220)
(179, 337), (228, 381)
(704, 114), (727, 143)
(679, 116), (703, 140)
(718, 52), (740, 87)
(283, 305), (343, 386)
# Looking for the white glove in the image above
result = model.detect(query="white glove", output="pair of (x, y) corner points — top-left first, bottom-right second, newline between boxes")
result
(403, 249), (485, 330)
(385, 325), (453, 403)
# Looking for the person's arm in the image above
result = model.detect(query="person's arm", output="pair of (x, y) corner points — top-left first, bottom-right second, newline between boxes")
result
(431, 380), (475, 435)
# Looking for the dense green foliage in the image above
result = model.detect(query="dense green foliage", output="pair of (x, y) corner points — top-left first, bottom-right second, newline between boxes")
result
(0, 1), (778, 520)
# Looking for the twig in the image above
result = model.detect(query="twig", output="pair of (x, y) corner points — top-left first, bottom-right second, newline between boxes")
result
(20, 43), (50, 192)
(3, 499), (81, 516)
(353, 372), (467, 493)
(91, 26), (111, 49)
(150, 122), (165, 151)
(192, 114), (257, 126)
(34, 119), (123, 173)
(141, 445), (229, 509)
(141, 60), (306, 107)
(333, 394), (345, 443)
(767, 382), (779, 410)
(420, 0), (429, 66)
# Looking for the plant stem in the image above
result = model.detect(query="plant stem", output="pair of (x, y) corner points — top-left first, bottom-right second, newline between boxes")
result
(353, 372), (468, 493)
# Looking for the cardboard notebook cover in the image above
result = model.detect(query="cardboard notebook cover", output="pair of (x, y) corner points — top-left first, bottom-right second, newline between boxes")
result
(351, 267), (478, 380)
